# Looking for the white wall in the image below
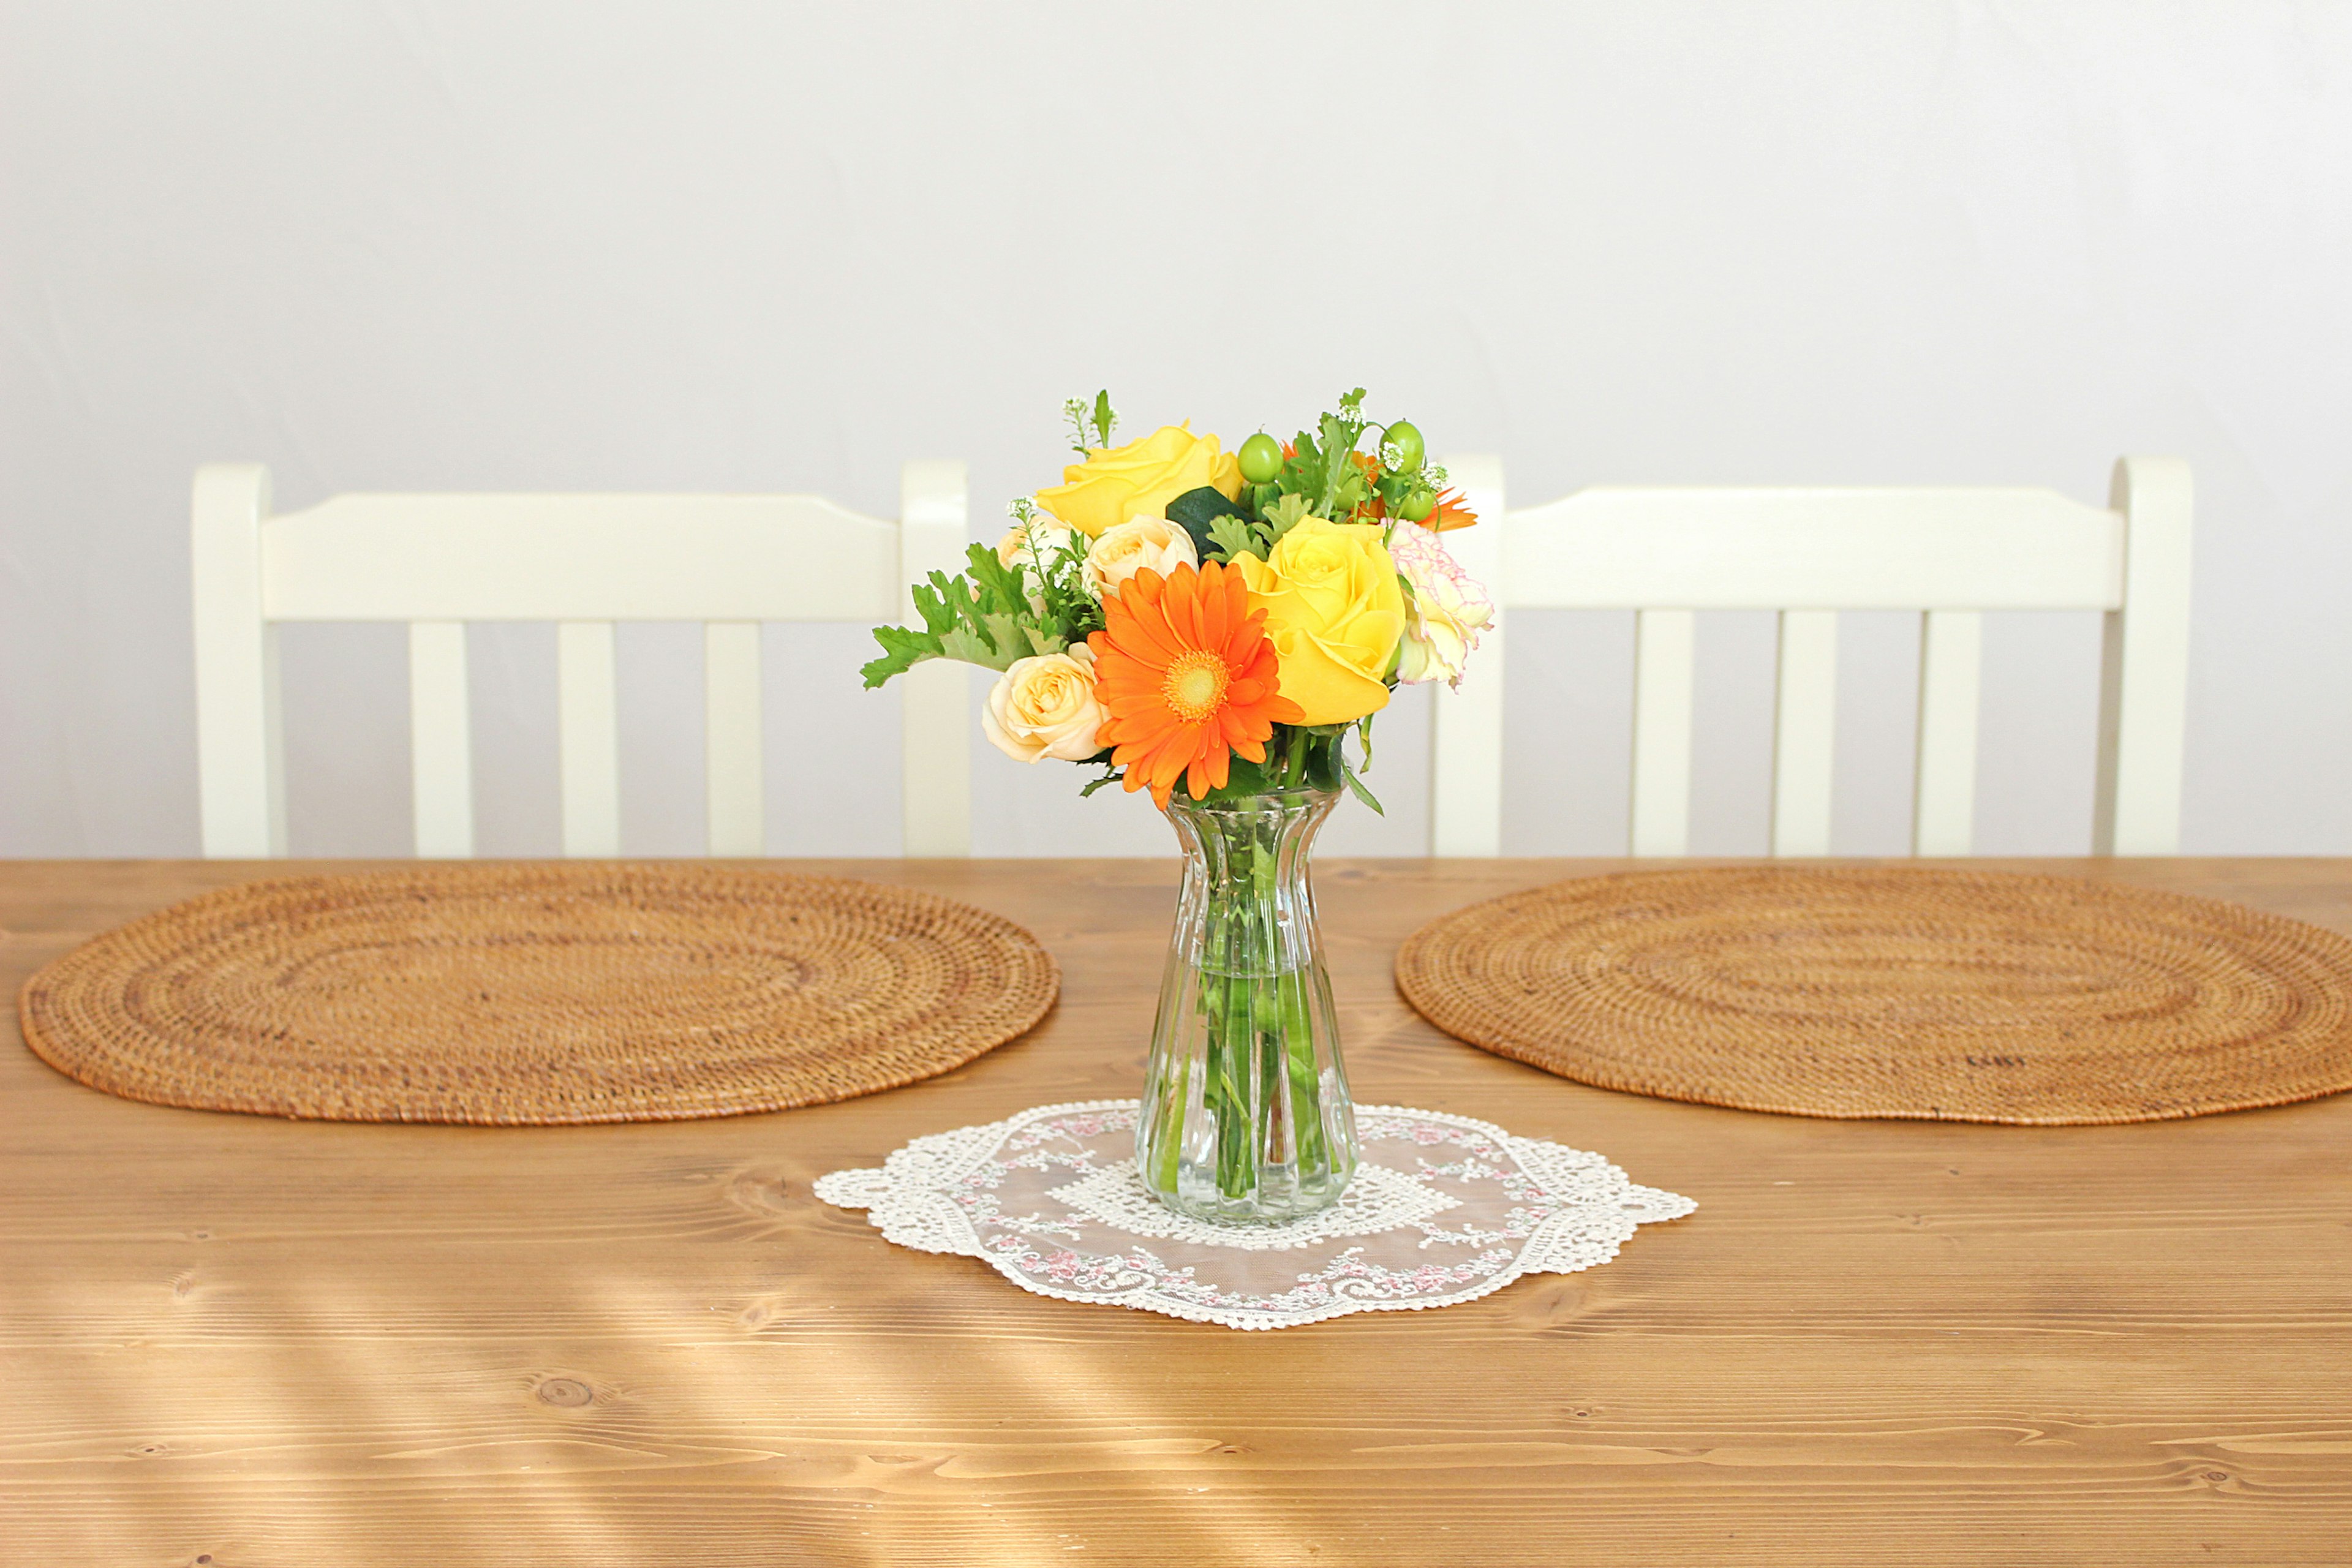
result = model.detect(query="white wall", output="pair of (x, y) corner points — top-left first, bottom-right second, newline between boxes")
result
(4, 2), (2347, 859)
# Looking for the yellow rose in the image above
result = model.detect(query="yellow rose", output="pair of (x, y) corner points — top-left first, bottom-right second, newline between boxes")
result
(1081, 516), (1198, 601)
(1232, 517), (1405, 726)
(981, 646), (1106, 763)
(1034, 424), (1244, 539)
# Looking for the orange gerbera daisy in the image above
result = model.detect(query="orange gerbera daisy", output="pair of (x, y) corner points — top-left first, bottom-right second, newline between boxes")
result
(1087, 561), (1304, 809)
(1423, 486), (1480, 532)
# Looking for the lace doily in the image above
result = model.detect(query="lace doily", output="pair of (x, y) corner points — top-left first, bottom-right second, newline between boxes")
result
(814, 1099), (1695, 1330)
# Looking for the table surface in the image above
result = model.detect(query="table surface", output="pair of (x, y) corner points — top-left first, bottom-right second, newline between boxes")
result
(5, 857), (2351, 1567)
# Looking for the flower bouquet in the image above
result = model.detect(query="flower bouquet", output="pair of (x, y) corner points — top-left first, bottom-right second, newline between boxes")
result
(865, 390), (1493, 1224)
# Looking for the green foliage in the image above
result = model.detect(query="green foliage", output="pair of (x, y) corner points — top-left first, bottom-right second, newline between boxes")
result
(1063, 390), (1117, 455)
(1338, 753), (1385, 816)
(1076, 752), (1123, 797)
(1260, 492), (1313, 547)
(861, 624), (943, 688)
(1204, 511), (1261, 562)
(1196, 722), (1379, 814)
(861, 537), (1102, 688)
(1222, 389), (1441, 531)
(1164, 484), (1246, 559)
(1276, 388), (1374, 521)
(1209, 753), (1275, 799)
(1200, 490), (1314, 564)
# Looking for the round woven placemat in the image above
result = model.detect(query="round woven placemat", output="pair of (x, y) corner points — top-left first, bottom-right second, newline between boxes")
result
(1395, 866), (2352, 1125)
(18, 864), (1058, 1125)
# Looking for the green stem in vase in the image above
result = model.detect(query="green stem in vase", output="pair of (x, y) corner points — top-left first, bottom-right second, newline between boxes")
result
(1137, 786), (1357, 1223)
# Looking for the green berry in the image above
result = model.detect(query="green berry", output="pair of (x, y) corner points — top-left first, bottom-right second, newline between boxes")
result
(1238, 432), (1283, 484)
(1384, 421), (1425, 472)
(1399, 489), (1436, 523)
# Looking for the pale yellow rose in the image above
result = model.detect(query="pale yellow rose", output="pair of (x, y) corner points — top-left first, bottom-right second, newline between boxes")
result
(1034, 424), (1245, 539)
(981, 645), (1106, 763)
(1081, 516), (1198, 601)
(1231, 517), (1405, 726)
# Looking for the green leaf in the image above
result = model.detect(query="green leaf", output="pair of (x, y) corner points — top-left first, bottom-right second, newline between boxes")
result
(1164, 484), (1246, 557)
(865, 537), (1080, 685)
(1204, 513), (1261, 562)
(937, 624), (1011, 669)
(1261, 492), (1313, 548)
(960, 541), (1028, 608)
(1202, 753), (1276, 802)
(1304, 735), (1344, 794)
(860, 625), (940, 688)
(1340, 755), (1385, 816)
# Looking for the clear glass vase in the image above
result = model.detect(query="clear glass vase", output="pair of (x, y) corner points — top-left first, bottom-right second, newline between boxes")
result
(1136, 785), (1359, 1225)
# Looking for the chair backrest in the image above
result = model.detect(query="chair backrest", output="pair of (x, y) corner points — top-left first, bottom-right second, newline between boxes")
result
(192, 464), (972, 858)
(1428, 456), (2192, 858)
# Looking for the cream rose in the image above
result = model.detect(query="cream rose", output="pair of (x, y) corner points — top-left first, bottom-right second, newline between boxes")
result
(1388, 524), (1494, 687)
(1081, 516), (1198, 601)
(996, 516), (1074, 575)
(981, 645), (1106, 763)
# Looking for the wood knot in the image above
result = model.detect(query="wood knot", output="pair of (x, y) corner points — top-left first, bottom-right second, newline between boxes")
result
(725, 1173), (792, 1220)
(535, 1378), (594, 1408)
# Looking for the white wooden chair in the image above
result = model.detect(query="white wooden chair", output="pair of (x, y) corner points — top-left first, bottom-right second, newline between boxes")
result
(1428, 456), (2192, 858)
(192, 464), (971, 859)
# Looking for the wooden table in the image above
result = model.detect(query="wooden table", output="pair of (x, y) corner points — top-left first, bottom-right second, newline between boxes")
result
(5, 858), (2350, 1566)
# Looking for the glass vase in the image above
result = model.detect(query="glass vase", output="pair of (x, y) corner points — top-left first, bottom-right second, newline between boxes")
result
(1136, 785), (1359, 1225)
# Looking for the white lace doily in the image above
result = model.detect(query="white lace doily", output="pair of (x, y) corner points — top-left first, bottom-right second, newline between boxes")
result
(813, 1099), (1695, 1330)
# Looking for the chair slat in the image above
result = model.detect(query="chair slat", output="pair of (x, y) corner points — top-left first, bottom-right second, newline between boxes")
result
(1630, 609), (1695, 856)
(262, 495), (901, 622)
(557, 621), (621, 858)
(407, 621), (474, 858)
(1912, 609), (1982, 856)
(1429, 454), (1507, 856)
(703, 622), (763, 857)
(1504, 487), (2125, 609)
(192, 464), (285, 857)
(899, 461), (972, 857)
(2095, 457), (2193, 854)
(1771, 611), (1838, 856)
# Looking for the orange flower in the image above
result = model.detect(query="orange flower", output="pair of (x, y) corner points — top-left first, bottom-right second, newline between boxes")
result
(1423, 486), (1479, 532)
(1351, 450), (1388, 521)
(1087, 562), (1304, 808)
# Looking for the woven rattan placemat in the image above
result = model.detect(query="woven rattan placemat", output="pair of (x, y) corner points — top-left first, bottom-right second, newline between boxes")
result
(1395, 865), (2352, 1125)
(19, 864), (1058, 1124)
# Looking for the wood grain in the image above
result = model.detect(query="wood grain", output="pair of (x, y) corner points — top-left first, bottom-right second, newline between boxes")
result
(4, 858), (2350, 1566)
